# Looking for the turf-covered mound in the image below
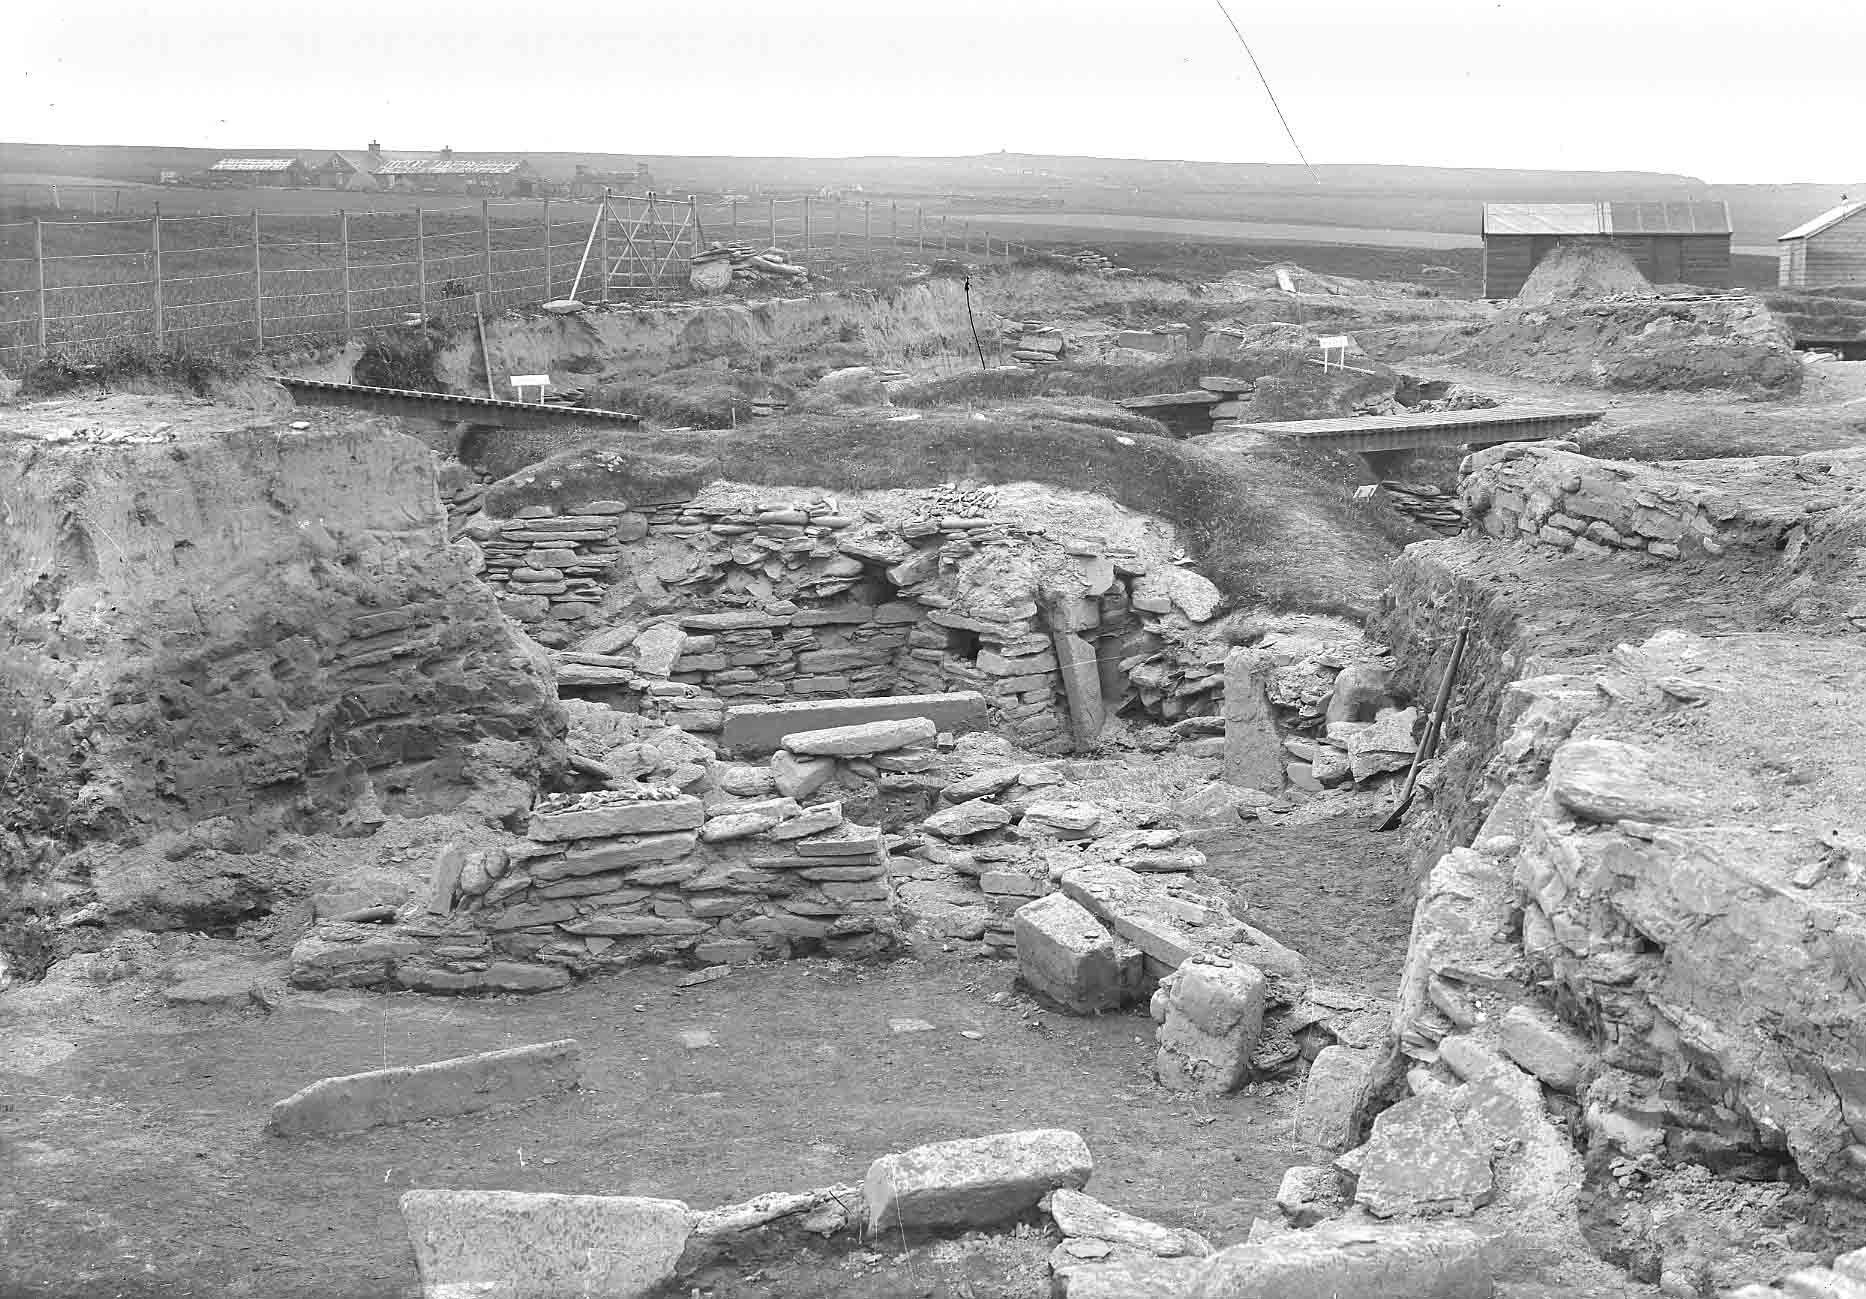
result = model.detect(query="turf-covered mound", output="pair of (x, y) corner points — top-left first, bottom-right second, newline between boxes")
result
(478, 408), (1401, 615)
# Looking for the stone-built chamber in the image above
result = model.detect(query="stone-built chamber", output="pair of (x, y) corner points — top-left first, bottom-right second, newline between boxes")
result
(449, 465), (1237, 753)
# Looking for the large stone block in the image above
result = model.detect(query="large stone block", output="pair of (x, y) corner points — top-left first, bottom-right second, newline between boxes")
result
(782, 716), (937, 757)
(400, 1189), (692, 1299)
(532, 831), (698, 880)
(1184, 1221), (1493, 1298)
(1353, 1092), (1496, 1219)
(1014, 892), (1136, 1014)
(1295, 1045), (1376, 1151)
(1155, 958), (1266, 1093)
(863, 1129), (1093, 1233)
(267, 1040), (580, 1136)
(720, 693), (987, 755)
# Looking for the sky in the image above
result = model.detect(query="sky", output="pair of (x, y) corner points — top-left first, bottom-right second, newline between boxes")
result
(4, 0), (1861, 183)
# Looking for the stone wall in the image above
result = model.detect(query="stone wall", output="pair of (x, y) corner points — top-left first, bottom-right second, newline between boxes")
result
(455, 475), (1236, 752)
(1459, 441), (1827, 560)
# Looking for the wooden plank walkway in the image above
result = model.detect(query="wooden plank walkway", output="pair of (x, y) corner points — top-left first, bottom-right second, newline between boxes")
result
(274, 377), (641, 430)
(1227, 405), (1604, 453)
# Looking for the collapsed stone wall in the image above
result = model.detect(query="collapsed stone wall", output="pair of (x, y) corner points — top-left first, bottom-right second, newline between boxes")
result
(0, 424), (564, 946)
(1460, 440), (1838, 561)
(453, 468), (1238, 752)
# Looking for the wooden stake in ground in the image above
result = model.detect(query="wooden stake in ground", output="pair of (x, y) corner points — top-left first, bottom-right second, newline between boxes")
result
(474, 293), (495, 399)
(1376, 613), (1474, 831)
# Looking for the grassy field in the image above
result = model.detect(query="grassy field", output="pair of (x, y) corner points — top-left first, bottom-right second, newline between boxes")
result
(965, 211), (1479, 252)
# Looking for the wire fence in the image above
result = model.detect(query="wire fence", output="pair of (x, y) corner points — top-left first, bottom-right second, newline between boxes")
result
(0, 192), (1054, 368)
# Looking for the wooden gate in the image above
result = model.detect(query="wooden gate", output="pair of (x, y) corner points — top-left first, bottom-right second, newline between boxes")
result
(569, 192), (704, 299)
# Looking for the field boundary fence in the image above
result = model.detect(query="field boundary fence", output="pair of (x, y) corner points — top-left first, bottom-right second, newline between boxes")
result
(0, 189), (1051, 369)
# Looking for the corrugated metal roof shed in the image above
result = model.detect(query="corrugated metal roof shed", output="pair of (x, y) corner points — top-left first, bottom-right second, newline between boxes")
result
(1483, 203), (1609, 236)
(372, 158), (527, 176)
(1779, 200), (1866, 242)
(208, 158), (301, 172)
(1483, 200), (1731, 237)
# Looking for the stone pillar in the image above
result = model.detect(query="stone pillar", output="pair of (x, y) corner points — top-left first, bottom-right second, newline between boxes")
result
(1222, 647), (1283, 792)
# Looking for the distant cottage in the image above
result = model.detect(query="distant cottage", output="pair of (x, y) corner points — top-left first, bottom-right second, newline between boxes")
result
(206, 157), (308, 188)
(370, 145), (540, 197)
(1776, 200), (1866, 288)
(1480, 201), (1733, 299)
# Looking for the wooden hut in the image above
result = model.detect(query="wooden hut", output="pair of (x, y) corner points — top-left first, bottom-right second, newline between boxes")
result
(1481, 201), (1732, 298)
(1777, 201), (1866, 288)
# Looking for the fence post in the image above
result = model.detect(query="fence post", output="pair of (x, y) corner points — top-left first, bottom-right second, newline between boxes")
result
(767, 197), (776, 249)
(890, 201), (898, 248)
(252, 209), (264, 346)
(963, 221), (972, 256)
(803, 195), (812, 259)
(151, 205), (164, 348)
(50, 185), (60, 211)
(339, 210), (352, 337)
(864, 201), (872, 262)
(32, 218), (47, 353)
(597, 198), (610, 304)
(834, 200), (842, 252)
(416, 207), (429, 321)
(542, 197), (552, 301)
(481, 198), (494, 305)
(941, 215), (948, 253)
(690, 194), (704, 255)
(918, 206), (925, 253)
(730, 198), (738, 244)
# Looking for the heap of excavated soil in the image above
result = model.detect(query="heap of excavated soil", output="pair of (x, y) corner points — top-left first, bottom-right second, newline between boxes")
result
(1515, 239), (1655, 306)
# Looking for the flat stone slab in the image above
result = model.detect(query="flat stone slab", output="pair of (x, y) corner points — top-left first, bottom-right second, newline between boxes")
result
(400, 1189), (692, 1299)
(1183, 1220), (1493, 1298)
(1056, 1254), (1205, 1298)
(268, 1040), (581, 1136)
(1059, 863), (1249, 973)
(782, 716), (937, 757)
(529, 795), (703, 842)
(1046, 1188), (1213, 1258)
(864, 1128), (1092, 1233)
(721, 692), (987, 755)
(1353, 1092), (1497, 1219)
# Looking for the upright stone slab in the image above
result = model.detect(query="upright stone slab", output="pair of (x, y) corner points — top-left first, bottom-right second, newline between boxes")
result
(1014, 892), (1138, 1014)
(864, 1129), (1093, 1233)
(1050, 626), (1108, 752)
(1222, 649), (1283, 792)
(267, 1040), (581, 1136)
(400, 1189), (692, 1299)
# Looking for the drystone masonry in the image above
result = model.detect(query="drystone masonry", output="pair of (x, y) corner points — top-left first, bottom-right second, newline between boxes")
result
(455, 472), (1235, 752)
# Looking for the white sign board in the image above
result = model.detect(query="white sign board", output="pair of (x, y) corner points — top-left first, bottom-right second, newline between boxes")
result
(1316, 336), (1351, 373)
(509, 375), (551, 403)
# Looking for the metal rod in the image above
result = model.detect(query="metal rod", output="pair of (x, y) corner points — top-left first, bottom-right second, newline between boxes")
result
(416, 207), (428, 321)
(598, 193), (610, 304)
(542, 197), (552, 300)
(768, 196), (776, 249)
(475, 292), (495, 398)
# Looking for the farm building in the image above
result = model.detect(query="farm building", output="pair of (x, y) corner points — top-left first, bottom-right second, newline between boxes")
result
(1480, 201), (1732, 298)
(569, 163), (657, 200)
(1777, 200), (1866, 288)
(371, 149), (540, 197)
(205, 157), (308, 188)
(310, 154), (359, 189)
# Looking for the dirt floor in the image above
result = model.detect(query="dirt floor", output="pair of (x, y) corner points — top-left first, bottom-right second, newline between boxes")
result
(0, 814), (1407, 1299)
